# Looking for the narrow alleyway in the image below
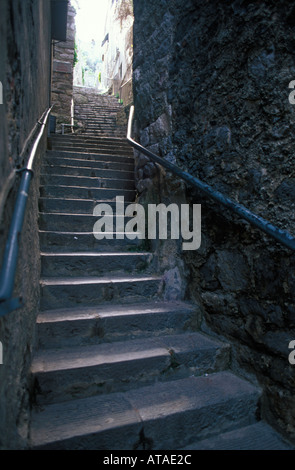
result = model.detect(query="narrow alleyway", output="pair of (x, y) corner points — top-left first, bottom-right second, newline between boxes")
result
(28, 88), (292, 450)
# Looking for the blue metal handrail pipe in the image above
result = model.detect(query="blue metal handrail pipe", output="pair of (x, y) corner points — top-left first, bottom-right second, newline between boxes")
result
(0, 105), (54, 317)
(127, 105), (295, 252)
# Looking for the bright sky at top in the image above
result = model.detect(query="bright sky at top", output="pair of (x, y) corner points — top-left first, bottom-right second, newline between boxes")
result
(73, 0), (109, 43)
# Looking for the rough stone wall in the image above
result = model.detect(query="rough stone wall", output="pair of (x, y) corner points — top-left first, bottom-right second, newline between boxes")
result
(133, 0), (295, 442)
(51, 3), (76, 131)
(0, 0), (51, 449)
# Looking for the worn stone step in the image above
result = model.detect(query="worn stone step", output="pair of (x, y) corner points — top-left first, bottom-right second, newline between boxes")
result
(29, 371), (261, 450)
(39, 230), (145, 252)
(40, 174), (135, 190)
(40, 185), (136, 200)
(39, 198), (135, 215)
(82, 129), (125, 133)
(74, 105), (121, 111)
(181, 421), (294, 450)
(85, 124), (119, 128)
(75, 106), (121, 110)
(75, 122), (124, 128)
(77, 119), (118, 124)
(51, 140), (129, 155)
(51, 142), (132, 156)
(75, 111), (121, 116)
(75, 113), (121, 117)
(39, 212), (134, 232)
(75, 109), (121, 114)
(36, 301), (198, 349)
(31, 332), (231, 405)
(44, 155), (134, 171)
(40, 274), (163, 310)
(73, 117), (122, 122)
(80, 132), (126, 138)
(79, 125), (125, 130)
(49, 136), (130, 146)
(45, 150), (134, 164)
(50, 147), (132, 157)
(41, 164), (134, 180)
(78, 132), (126, 138)
(41, 252), (154, 277)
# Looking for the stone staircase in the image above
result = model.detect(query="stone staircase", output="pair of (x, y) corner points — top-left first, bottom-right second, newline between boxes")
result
(73, 88), (125, 138)
(28, 93), (293, 450)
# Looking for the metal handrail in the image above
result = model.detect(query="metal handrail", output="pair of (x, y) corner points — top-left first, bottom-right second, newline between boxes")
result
(127, 105), (295, 251)
(0, 105), (54, 317)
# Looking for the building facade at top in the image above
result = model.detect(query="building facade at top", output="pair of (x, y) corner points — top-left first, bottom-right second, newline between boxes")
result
(101, 0), (133, 105)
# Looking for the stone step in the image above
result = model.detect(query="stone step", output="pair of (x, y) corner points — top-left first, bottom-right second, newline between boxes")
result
(45, 150), (134, 165)
(75, 110), (121, 115)
(73, 117), (122, 123)
(44, 155), (134, 171)
(74, 105), (121, 111)
(82, 123), (122, 128)
(181, 421), (294, 450)
(78, 131), (126, 137)
(49, 135), (129, 145)
(38, 212), (134, 232)
(39, 230), (145, 252)
(40, 185), (136, 200)
(49, 135), (130, 146)
(40, 174), (135, 190)
(74, 123), (124, 129)
(74, 103), (121, 108)
(40, 274), (163, 310)
(75, 111), (121, 117)
(42, 163), (134, 180)
(80, 127), (125, 132)
(50, 146), (132, 156)
(31, 332), (231, 405)
(46, 147), (134, 161)
(76, 118), (119, 124)
(39, 197), (135, 214)
(78, 126), (124, 131)
(36, 301), (198, 349)
(79, 131), (126, 138)
(41, 251), (154, 277)
(75, 116), (122, 121)
(75, 102), (121, 106)
(29, 371), (261, 450)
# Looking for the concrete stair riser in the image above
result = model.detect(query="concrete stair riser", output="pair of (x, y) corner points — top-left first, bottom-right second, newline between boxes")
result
(50, 146), (133, 156)
(39, 198), (135, 214)
(30, 372), (261, 450)
(39, 231), (145, 252)
(36, 302), (199, 349)
(45, 151), (134, 164)
(41, 164), (134, 180)
(31, 332), (231, 405)
(40, 185), (136, 200)
(49, 140), (131, 150)
(40, 276), (163, 310)
(39, 212), (136, 232)
(41, 252), (155, 277)
(40, 174), (135, 190)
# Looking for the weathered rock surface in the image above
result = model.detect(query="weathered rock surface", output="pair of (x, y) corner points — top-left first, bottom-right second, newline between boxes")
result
(133, 0), (295, 443)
